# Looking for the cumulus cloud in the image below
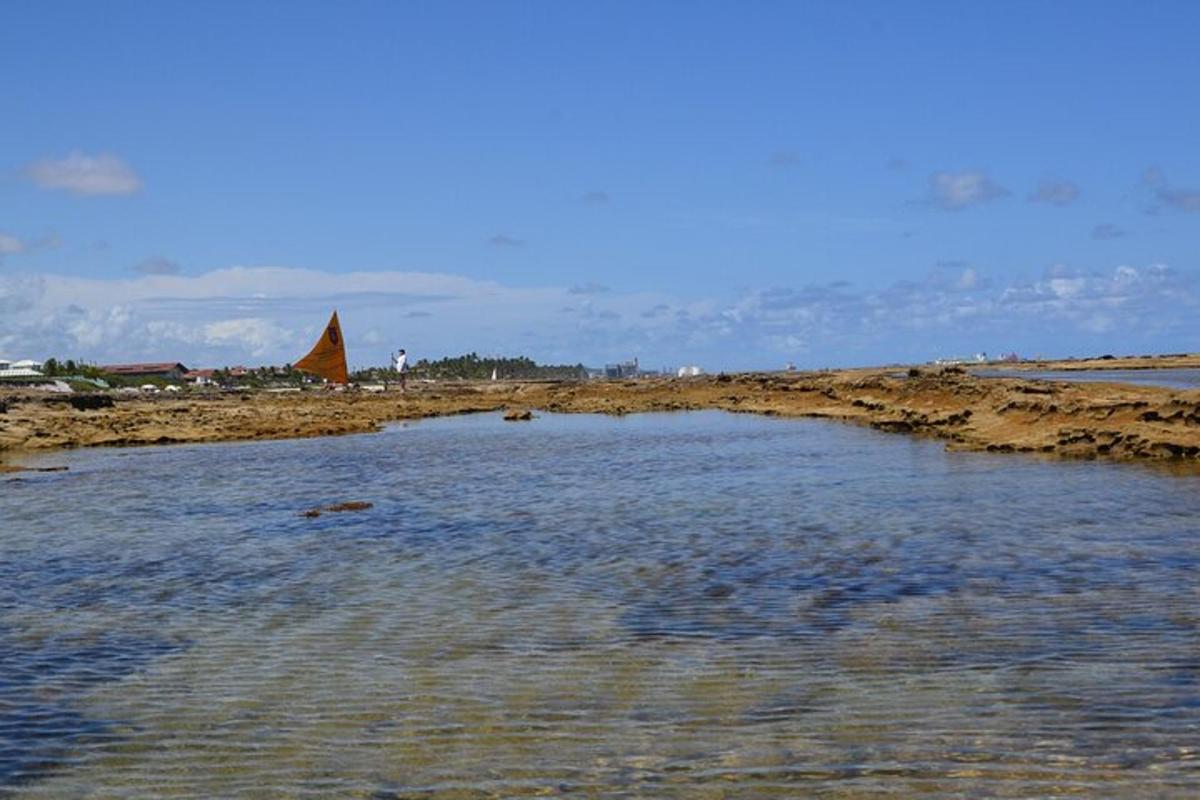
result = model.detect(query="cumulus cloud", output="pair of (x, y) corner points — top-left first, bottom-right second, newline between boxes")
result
(488, 234), (525, 248)
(0, 233), (25, 260)
(581, 191), (610, 206)
(24, 151), (142, 196)
(1142, 167), (1200, 213)
(1, 263), (1197, 370)
(0, 231), (60, 264)
(132, 256), (182, 275)
(0, 266), (688, 367)
(725, 263), (1196, 362)
(202, 318), (293, 356)
(926, 171), (1009, 211)
(927, 262), (988, 291)
(1029, 177), (1081, 206)
(1091, 223), (1127, 240)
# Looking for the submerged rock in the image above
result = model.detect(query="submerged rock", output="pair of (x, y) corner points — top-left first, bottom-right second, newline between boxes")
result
(503, 409), (533, 421)
(0, 464), (68, 474)
(300, 500), (374, 518)
(326, 501), (373, 512)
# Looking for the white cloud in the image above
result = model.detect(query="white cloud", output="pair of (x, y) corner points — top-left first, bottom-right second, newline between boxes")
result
(1142, 167), (1200, 213)
(927, 171), (1009, 211)
(24, 151), (142, 196)
(0, 266), (692, 367)
(0, 233), (25, 256)
(726, 263), (1198, 363)
(1, 263), (1196, 370)
(956, 267), (981, 290)
(203, 318), (293, 356)
(0, 231), (60, 264)
(1029, 177), (1080, 206)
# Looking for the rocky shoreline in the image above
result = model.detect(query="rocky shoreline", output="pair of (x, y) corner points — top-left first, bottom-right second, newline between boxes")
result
(3, 367), (1200, 468)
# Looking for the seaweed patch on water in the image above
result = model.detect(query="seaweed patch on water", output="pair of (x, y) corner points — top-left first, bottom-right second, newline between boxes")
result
(300, 500), (374, 518)
(614, 542), (972, 643)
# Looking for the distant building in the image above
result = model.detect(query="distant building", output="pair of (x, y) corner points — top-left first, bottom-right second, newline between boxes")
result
(0, 358), (45, 380)
(101, 362), (189, 380)
(183, 369), (216, 386)
(677, 365), (704, 377)
(604, 357), (640, 379)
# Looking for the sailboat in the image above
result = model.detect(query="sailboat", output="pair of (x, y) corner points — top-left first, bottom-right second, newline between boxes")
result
(295, 311), (349, 384)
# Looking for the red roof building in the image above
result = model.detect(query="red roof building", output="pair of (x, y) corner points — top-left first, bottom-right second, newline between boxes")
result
(101, 362), (189, 379)
(183, 369), (215, 384)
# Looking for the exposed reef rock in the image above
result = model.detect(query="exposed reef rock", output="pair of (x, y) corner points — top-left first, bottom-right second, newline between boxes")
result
(2, 363), (1199, 466)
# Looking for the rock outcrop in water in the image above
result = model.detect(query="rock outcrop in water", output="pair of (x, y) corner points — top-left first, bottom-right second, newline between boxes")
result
(1, 363), (1199, 466)
(300, 501), (374, 518)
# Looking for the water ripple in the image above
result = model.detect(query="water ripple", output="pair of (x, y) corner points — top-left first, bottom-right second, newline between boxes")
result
(1, 412), (1198, 797)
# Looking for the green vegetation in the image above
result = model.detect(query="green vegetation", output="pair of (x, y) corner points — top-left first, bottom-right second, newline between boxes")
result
(32, 353), (585, 392)
(40, 358), (109, 381)
(351, 353), (587, 383)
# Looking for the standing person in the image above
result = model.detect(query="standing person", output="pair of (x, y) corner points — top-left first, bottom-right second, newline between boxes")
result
(392, 348), (408, 392)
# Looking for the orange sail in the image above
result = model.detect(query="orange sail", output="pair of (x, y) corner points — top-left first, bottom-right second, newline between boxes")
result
(295, 311), (348, 384)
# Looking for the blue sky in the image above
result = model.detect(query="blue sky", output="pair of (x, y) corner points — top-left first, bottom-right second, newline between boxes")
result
(2, 1), (1198, 370)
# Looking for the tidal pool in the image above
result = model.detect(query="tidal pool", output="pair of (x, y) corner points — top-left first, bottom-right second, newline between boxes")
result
(2, 412), (1198, 797)
(974, 367), (1200, 390)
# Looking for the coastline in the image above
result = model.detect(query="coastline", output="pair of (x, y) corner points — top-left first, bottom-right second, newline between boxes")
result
(3, 364), (1199, 467)
(969, 352), (1200, 372)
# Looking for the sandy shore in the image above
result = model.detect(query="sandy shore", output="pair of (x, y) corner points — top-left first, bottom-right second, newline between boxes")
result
(3, 365), (1199, 468)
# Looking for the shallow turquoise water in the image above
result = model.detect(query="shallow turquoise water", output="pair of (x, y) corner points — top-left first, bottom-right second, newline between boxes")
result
(1, 411), (1198, 797)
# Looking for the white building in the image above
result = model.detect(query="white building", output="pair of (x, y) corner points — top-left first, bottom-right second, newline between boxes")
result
(677, 365), (704, 377)
(0, 358), (45, 379)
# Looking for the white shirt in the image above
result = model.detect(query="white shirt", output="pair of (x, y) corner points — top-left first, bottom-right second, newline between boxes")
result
(393, 352), (407, 371)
